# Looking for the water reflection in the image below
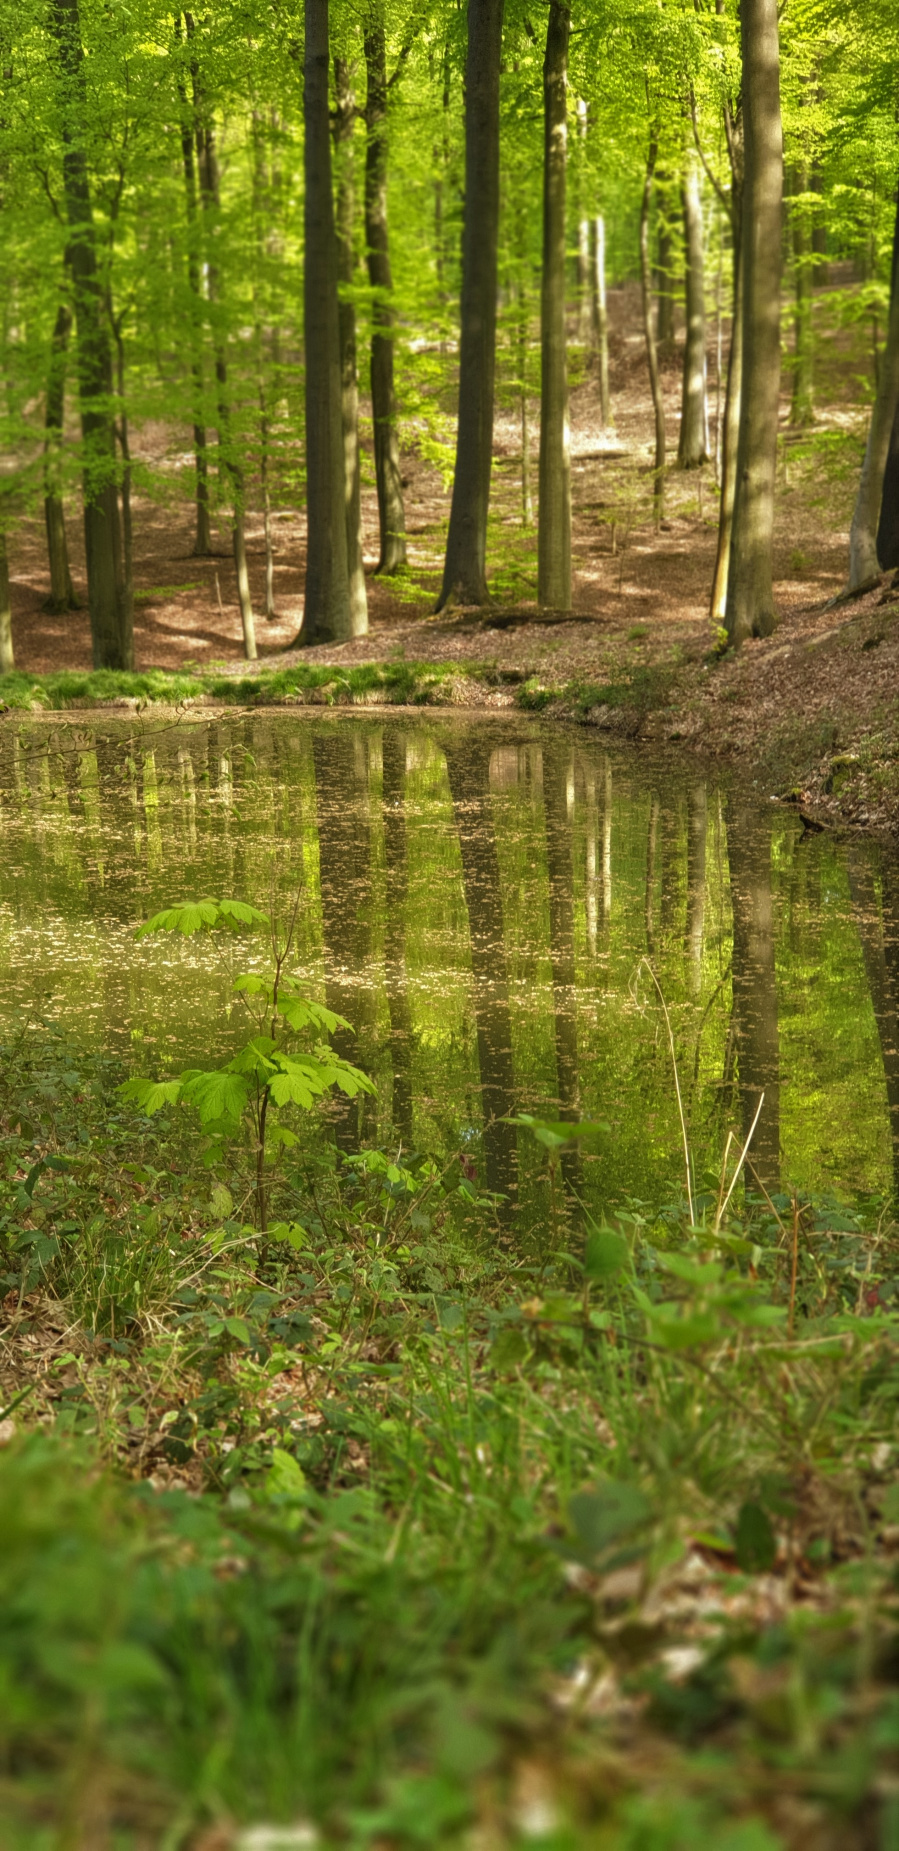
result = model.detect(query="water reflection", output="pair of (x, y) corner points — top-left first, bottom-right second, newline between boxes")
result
(1, 711), (897, 1211)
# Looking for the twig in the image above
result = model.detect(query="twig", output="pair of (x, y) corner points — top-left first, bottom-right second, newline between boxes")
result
(639, 959), (693, 1224)
(713, 1093), (765, 1234)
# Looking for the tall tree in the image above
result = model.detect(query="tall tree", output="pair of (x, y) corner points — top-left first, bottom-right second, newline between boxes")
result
(537, 1), (571, 610)
(724, 0), (783, 646)
(174, 13), (212, 559)
(678, 152), (710, 467)
(42, 299), (78, 612)
(850, 187), (899, 589)
(302, 0), (357, 641)
(364, 8), (407, 575)
(49, 0), (132, 670)
(333, 55), (368, 633)
(436, 0), (504, 611)
(707, 94), (743, 625)
(639, 123), (666, 525)
(0, 527), (12, 672)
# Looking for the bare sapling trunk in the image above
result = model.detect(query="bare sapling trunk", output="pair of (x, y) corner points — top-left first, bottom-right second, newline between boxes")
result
(190, 48), (257, 661)
(538, 1), (571, 610)
(518, 276), (533, 524)
(436, 0), (504, 610)
(724, 0), (783, 646)
(0, 528), (12, 672)
(590, 214), (612, 428)
(678, 154), (710, 467)
(364, 9), (407, 574)
(710, 108), (744, 624)
(175, 15), (212, 558)
(639, 129), (666, 525)
(50, 0), (132, 669)
(43, 300), (78, 612)
(334, 57), (368, 633)
(851, 189), (899, 589)
(302, 0), (353, 641)
(790, 163), (814, 426)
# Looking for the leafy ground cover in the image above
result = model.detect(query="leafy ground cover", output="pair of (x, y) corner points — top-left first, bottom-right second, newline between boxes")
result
(1, 902), (898, 1849)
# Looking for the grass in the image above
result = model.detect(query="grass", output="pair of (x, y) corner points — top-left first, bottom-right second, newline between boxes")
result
(1, 1016), (898, 1848)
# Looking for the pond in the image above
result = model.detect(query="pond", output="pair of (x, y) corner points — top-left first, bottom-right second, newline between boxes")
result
(1, 708), (898, 1217)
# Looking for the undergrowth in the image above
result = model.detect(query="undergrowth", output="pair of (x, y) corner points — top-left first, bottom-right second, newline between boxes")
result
(1, 1018), (898, 1849)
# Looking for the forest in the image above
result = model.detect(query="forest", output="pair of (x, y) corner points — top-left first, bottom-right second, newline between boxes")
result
(1, 2), (899, 1848)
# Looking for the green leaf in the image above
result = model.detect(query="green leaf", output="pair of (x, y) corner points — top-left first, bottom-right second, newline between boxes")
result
(568, 1478), (652, 1559)
(489, 1327), (528, 1371)
(210, 1183), (233, 1218)
(509, 1113), (609, 1151)
(269, 1221), (306, 1250)
(179, 1069), (250, 1127)
(734, 1500), (777, 1573)
(135, 899), (220, 938)
(658, 1253), (724, 1287)
(584, 1227), (629, 1281)
(119, 1077), (183, 1115)
(266, 1447), (306, 1499)
(224, 1317), (252, 1344)
(217, 899), (269, 928)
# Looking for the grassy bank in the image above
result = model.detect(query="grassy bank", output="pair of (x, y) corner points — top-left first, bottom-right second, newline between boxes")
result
(2, 1000), (898, 1850)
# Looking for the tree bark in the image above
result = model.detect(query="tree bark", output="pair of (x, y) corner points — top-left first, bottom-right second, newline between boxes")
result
(639, 130), (666, 525)
(189, 43), (257, 661)
(333, 57), (368, 634)
(175, 15), (212, 558)
(655, 195), (676, 352)
(685, 781), (707, 995)
(543, 740), (581, 1195)
(724, 0), (783, 646)
(590, 215), (612, 429)
(0, 528), (13, 673)
(877, 406), (899, 571)
(678, 155), (710, 467)
(575, 99), (592, 345)
(381, 726), (414, 1144)
(43, 300), (78, 613)
(538, 1), (571, 610)
(302, 0), (354, 641)
(727, 796), (780, 1188)
(848, 849), (899, 1199)
(49, 0), (132, 670)
(854, 187), (899, 586)
(436, 0), (504, 611)
(710, 208), (743, 622)
(363, 10), (407, 575)
(790, 163), (814, 427)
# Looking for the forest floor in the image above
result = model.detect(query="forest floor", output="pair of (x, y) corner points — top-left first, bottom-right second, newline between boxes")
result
(4, 278), (898, 833)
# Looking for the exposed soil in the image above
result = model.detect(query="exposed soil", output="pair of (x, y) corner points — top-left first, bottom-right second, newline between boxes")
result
(7, 278), (898, 831)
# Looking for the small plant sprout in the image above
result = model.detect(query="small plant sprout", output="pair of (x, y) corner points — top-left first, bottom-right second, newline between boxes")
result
(120, 895), (374, 1231)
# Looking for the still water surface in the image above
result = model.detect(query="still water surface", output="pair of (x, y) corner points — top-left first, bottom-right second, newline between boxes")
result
(2, 710), (898, 1213)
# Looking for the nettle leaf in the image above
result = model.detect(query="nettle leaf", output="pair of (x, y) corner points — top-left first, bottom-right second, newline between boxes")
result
(119, 1077), (183, 1115)
(179, 1069), (250, 1127)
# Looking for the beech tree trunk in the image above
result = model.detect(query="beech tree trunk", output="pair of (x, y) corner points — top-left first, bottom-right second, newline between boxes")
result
(639, 131), (666, 525)
(50, 0), (132, 670)
(575, 99), (592, 345)
(0, 529), (13, 672)
(678, 155), (710, 467)
(190, 47), (257, 661)
(724, 0), (783, 646)
(333, 57), (368, 634)
(364, 9), (407, 575)
(590, 215), (612, 428)
(877, 407), (899, 571)
(538, 1), (571, 610)
(710, 213), (743, 622)
(790, 163), (814, 427)
(727, 796), (780, 1188)
(848, 850), (899, 1199)
(853, 188), (899, 587)
(543, 741), (581, 1196)
(43, 300), (78, 613)
(436, 0), (504, 611)
(302, 0), (354, 641)
(175, 15), (212, 558)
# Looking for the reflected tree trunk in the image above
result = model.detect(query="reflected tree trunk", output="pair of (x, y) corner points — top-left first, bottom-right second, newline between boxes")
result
(444, 735), (517, 1200)
(542, 741), (581, 1193)
(0, 529), (13, 673)
(645, 791), (659, 955)
(726, 798), (780, 1186)
(313, 727), (377, 1151)
(848, 848), (899, 1197)
(381, 726), (414, 1146)
(43, 301), (79, 611)
(685, 783), (707, 995)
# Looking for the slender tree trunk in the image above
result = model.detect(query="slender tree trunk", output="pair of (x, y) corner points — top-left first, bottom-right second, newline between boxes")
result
(543, 741), (581, 1196)
(590, 215), (612, 428)
(364, 9), (407, 574)
(43, 300), (78, 613)
(727, 796), (780, 1188)
(175, 16), (212, 558)
(381, 727), (414, 1144)
(312, 729), (377, 1151)
(685, 781), (707, 995)
(639, 130), (666, 525)
(724, 0), (783, 646)
(678, 154), (710, 467)
(0, 529), (13, 673)
(538, 1), (571, 610)
(877, 405), (899, 571)
(444, 736), (517, 1201)
(848, 849), (899, 1200)
(853, 189), (899, 587)
(790, 163), (814, 427)
(49, 0), (132, 670)
(191, 90), (257, 660)
(302, 0), (354, 641)
(436, 0), (504, 611)
(710, 193), (743, 622)
(575, 99), (592, 345)
(655, 189), (675, 352)
(333, 57), (368, 633)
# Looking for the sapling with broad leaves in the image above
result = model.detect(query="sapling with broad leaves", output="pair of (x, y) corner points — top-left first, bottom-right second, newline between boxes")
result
(119, 896), (374, 1233)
